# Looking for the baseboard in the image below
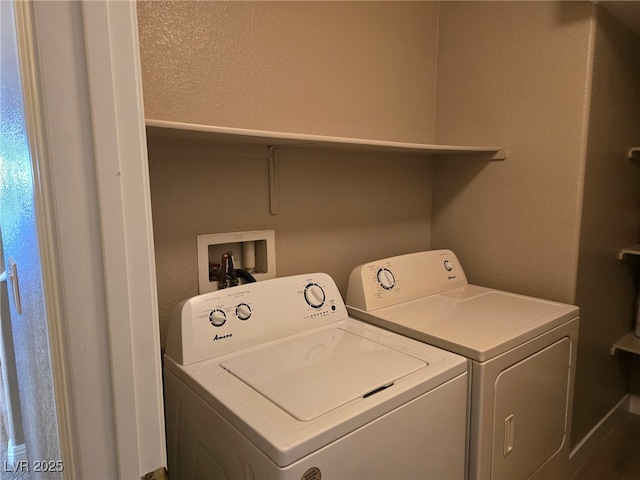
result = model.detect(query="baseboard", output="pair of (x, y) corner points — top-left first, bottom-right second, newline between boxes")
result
(569, 394), (630, 475)
(7, 438), (28, 463)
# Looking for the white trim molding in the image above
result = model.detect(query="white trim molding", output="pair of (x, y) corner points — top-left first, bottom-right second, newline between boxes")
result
(7, 440), (28, 465)
(82, 1), (166, 477)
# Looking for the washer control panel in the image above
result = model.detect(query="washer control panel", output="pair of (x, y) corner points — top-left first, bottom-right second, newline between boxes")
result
(166, 273), (347, 365)
(346, 250), (469, 312)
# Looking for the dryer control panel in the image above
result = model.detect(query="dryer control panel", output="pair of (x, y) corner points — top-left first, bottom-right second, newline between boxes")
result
(346, 250), (469, 312)
(166, 273), (348, 365)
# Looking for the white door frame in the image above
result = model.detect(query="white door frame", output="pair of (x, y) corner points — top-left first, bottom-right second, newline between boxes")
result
(16, 1), (166, 477)
(82, 1), (166, 477)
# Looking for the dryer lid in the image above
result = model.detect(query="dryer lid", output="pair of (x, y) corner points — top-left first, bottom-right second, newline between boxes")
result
(348, 287), (578, 362)
(221, 327), (426, 421)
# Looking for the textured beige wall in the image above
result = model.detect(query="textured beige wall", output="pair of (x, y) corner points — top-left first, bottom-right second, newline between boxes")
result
(149, 141), (434, 346)
(137, 1), (440, 345)
(138, 1), (439, 143)
(432, 1), (593, 304)
(573, 6), (640, 445)
(433, 1), (640, 449)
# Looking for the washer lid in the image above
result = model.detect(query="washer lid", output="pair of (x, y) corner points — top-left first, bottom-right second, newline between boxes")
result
(221, 327), (426, 421)
(166, 318), (467, 468)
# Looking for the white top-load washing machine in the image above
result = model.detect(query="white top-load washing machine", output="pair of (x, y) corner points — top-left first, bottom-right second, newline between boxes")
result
(346, 250), (579, 480)
(164, 273), (468, 480)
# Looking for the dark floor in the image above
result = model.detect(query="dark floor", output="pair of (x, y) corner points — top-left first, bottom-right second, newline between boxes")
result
(572, 412), (640, 480)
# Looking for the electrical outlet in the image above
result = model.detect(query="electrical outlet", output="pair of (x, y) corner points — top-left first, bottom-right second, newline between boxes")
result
(197, 230), (276, 293)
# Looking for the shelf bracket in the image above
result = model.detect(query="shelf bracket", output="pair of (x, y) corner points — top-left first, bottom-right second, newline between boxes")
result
(268, 146), (280, 215)
(610, 331), (640, 356)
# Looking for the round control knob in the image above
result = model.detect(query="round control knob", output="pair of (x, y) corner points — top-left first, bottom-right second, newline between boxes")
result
(236, 303), (251, 321)
(304, 283), (325, 309)
(209, 309), (227, 327)
(444, 260), (453, 272)
(377, 268), (395, 290)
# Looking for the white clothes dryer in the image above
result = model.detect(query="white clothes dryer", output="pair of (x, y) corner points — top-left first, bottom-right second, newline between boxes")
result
(164, 273), (468, 480)
(346, 250), (579, 480)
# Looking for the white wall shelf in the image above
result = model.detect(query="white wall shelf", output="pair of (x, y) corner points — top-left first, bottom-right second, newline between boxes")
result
(618, 244), (640, 260)
(611, 331), (640, 355)
(614, 241), (640, 355)
(146, 119), (507, 215)
(145, 120), (507, 160)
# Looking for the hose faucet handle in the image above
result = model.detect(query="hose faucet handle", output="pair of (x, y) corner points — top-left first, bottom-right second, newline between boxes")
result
(219, 252), (229, 289)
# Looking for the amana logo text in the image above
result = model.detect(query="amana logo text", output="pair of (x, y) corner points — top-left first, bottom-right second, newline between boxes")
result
(213, 333), (233, 342)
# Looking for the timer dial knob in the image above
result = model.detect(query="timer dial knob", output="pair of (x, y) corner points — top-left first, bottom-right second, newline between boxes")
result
(304, 283), (325, 309)
(209, 309), (227, 327)
(236, 303), (251, 321)
(377, 268), (395, 290)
